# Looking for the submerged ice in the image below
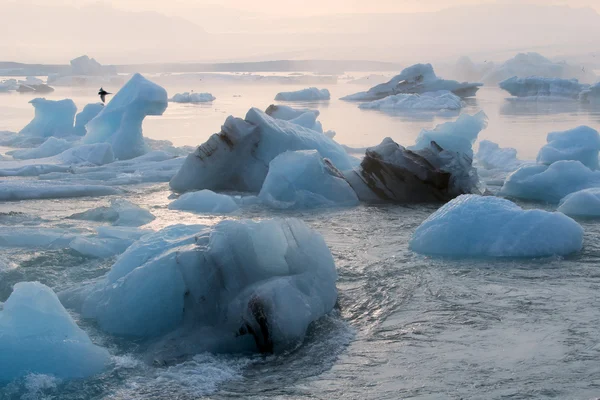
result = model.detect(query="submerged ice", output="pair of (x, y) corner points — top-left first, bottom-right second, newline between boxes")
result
(409, 195), (583, 257)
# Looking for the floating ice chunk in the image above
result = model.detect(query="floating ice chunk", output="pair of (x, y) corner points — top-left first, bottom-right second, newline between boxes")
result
(536, 126), (600, 170)
(69, 199), (155, 226)
(0, 282), (110, 381)
(70, 55), (116, 76)
(341, 64), (482, 101)
(74, 103), (104, 136)
(409, 194), (583, 257)
(476, 140), (521, 171)
(19, 98), (77, 138)
(259, 150), (359, 209)
(0, 180), (119, 201)
(96, 226), (152, 241)
(169, 190), (240, 214)
(171, 92), (216, 103)
(499, 76), (586, 99)
(274, 87), (330, 101)
(75, 219), (337, 353)
(170, 108), (352, 193)
(359, 90), (463, 111)
(83, 73), (168, 160)
(69, 236), (135, 258)
(409, 111), (488, 159)
(558, 188), (600, 218)
(579, 82), (600, 103)
(500, 160), (600, 203)
(19, 76), (44, 86)
(9, 137), (72, 160)
(344, 137), (482, 203)
(264, 104), (319, 120)
(482, 52), (597, 84)
(0, 227), (76, 248)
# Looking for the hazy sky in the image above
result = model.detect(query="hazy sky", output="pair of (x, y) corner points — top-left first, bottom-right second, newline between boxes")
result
(52, 0), (600, 15)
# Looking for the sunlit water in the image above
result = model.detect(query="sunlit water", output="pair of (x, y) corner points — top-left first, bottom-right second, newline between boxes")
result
(1, 74), (600, 399)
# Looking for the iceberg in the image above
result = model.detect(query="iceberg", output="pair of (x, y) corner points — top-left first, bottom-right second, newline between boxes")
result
(0, 282), (110, 381)
(168, 190), (240, 214)
(343, 137), (482, 203)
(409, 194), (583, 257)
(171, 92), (216, 103)
(558, 188), (600, 218)
(265, 104), (325, 133)
(74, 103), (104, 136)
(500, 160), (600, 203)
(579, 82), (600, 103)
(70, 55), (116, 76)
(259, 150), (358, 209)
(8, 137), (72, 160)
(536, 126), (600, 170)
(0, 227), (77, 248)
(476, 140), (521, 171)
(482, 52), (597, 84)
(169, 107), (353, 193)
(409, 111), (488, 159)
(358, 90), (463, 111)
(274, 87), (330, 101)
(72, 219), (337, 354)
(0, 180), (119, 201)
(69, 236), (136, 259)
(19, 98), (77, 138)
(341, 64), (482, 102)
(83, 73), (168, 160)
(499, 76), (586, 99)
(68, 199), (155, 226)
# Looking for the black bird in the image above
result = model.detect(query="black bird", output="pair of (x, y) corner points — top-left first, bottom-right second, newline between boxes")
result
(98, 87), (111, 103)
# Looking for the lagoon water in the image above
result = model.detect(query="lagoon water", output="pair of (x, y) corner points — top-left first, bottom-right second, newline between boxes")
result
(1, 73), (600, 399)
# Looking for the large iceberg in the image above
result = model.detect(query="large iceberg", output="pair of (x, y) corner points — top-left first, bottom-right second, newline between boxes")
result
(500, 160), (600, 203)
(8, 137), (72, 160)
(476, 140), (521, 171)
(69, 219), (337, 354)
(499, 76), (586, 99)
(409, 195), (583, 257)
(169, 107), (353, 193)
(358, 90), (463, 112)
(19, 98), (77, 138)
(74, 103), (104, 136)
(83, 73), (168, 160)
(0, 282), (110, 381)
(274, 87), (330, 101)
(69, 199), (155, 226)
(259, 150), (359, 209)
(168, 190), (240, 214)
(341, 64), (482, 102)
(558, 188), (600, 218)
(343, 137), (482, 203)
(171, 92), (216, 103)
(409, 111), (488, 158)
(536, 126), (600, 170)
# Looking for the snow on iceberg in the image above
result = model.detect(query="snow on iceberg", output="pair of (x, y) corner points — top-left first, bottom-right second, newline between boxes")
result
(409, 111), (488, 158)
(558, 188), (600, 218)
(0, 180), (119, 201)
(409, 194), (583, 257)
(341, 64), (482, 102)
(69, 199), (155, 226)
(0, 282), (110, 382)
(259, 150), (359, 209)
(358, 90), (463, 112)
(482, 52), (597, 84)
(72, 219), (337, 354)
(74, 103), (104, 136)
(171, 92), (216, 103)
(169, 107), (353, 193)
(500, 160), (600, 203)
(274, 87), (330, 101)
(8, 137), (72, 160)
(476, 140), (521, 171)
(19, 98), (77, 138)
(536, 126), (600, 170)
(168, 190), (240, 214)
(499, 76), (586, 99)
(343, 137), (483, 203)
(83, 73), (168, 160)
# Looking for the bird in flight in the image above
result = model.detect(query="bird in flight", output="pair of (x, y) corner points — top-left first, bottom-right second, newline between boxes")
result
(98, 87), (111, 103)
